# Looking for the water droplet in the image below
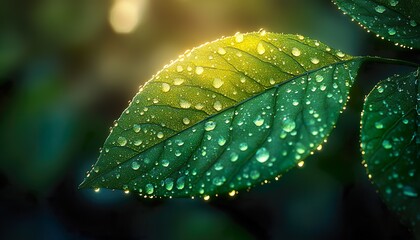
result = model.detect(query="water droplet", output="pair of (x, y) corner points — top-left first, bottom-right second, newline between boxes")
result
(239, 143), (248, 151)
(377, 87), (384, 93)
(250, 170), (260, 180)
(336, 51), (345, 58)
(214, 163), (224, 171)
(253, 115), (265, 126)
(117, 136), (127, 146)
(145, 184), (154, 194)
(157, 132), (164, 139)
(375, 5), (386, 13)
(257, 42), (266, 55)
(131, 161), (140, 170)
(180, 99), (191, 108)
(173, 78), (184, 85)
(388, 28), (396, 36)
(134, 139), (142, 146)
(311, 58), (320, 64)
(195, 66), (204, 75)
(382, 140), (392, 149)
(176, 65), (183, 72)
(291, 47), (301, 56)
(256, 147), (269, 163)
(213, 101), (222, 111)
(218, 137), (226, 146)
(217, 47), (226, 55)
(94, 188), (100, 192)
(389, 0), (399, 6)
(183, 118), (191, 125)
(402, 119), (409, 124)
(230, 152), (239, 162)
(282, 119), (296, 132)
(133, 124), (141, 133)
(315, 75), (324, 82)
(162, 83), (171, 92)
(235, 32), (244, 43)
(165, 178), (174, 191)
(403, 186), (418, 197)
(176, 177), (185, 190)
(375, 122), (384, 129)
(410, 20), (417, 27)
(205, 121), (216, 131)
(161, 159), (170, 167)
(212, 176), (226, 186)
(298, 161), (305, 167)
(213, 78), (224, 89)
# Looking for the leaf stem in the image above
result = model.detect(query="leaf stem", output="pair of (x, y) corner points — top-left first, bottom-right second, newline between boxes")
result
(364, 56), (419, 68)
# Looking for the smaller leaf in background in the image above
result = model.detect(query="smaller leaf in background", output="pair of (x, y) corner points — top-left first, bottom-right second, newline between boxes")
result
(333, 0), (420, 49)
(361, 69), (420, 236)
(80, 31), (364, 198)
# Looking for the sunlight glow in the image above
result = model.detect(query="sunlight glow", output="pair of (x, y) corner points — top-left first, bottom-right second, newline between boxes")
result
(109, 0), (148, 34)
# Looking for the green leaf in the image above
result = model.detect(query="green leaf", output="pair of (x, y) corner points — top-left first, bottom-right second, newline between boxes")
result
(333, 0), (420, 49)
(360, 69), (419, 235)
(80, 31), (363, 198)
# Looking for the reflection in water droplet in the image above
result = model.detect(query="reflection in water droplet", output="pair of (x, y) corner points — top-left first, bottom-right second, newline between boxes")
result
(282, 119), (296, 132)
(403, 186), (418, 197)
(117, 136), (127, 146)
(145, 184), (154, 194)
(195, 66), (204, 75)
(257, 42), (266, 55)
(239, 143), (248, 151)
(256, 147), (269, 163)
(180, 99), (191, 108)
(213, 101), (222, 111)
(230, 152), (239, 162)
(250, 170), (260, 179)
(131, 161), (140, 170)
(374, 5), (386, 13)
(291, 47), (301, 56)
(162, 83), (171, 92)
(213, 78), (224, 89)
(205, 121), (216, 131)
(165, 178), (174, 191)
(382, 140), (392, 149)
(253, 115), (265, 126)
(183, 118), (191, 125)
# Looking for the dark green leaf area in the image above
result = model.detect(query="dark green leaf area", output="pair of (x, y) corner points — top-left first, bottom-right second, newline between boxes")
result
(361, 69), (420, 234)
(83, 60), (361, 198)
(334, 0), (420, 49)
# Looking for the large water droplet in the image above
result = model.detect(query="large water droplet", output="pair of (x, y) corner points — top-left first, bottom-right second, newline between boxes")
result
(235, 32), (244, 43)
(217, 47), (226, 55)
(291, 47), (301, 56)
(157, 132), (164, 139)
(282, 119), (296, 132)
(205, 121), (216, 131)
(183, 118), (191, 125)
(239, 143), (248, 151)
(311, 58), (320, 64)
(375, 121), (384, 129)
(256, 147), (269, 163)
(117, 136), (127, 146)
(162, 83), (171, 92)
(230, 152), (239, 162)
(161, 159), (170, 167)
(195, 66), (204, 75)
(131, 161), (140, 170)
(133, 124), (141, 133)
(257, 42), (266, 55)
(389, 0), (399, 7)
(165, 178), (174, 191)
(176, 177), (185, 190)
(214, 163), (224, 171)
(388, 28), (396, 36)
(250, 170), (260, 180)
(374, 5), (386, 13)
(382, 140), (392, 149)
(180, 99), (191, 108)
(145, 184), (154, 194)
(213, 78), (224, 89)
(213, 101), (222, 111)
(212, 176), (226, 186)
(176, 65), (183, 72)
(253, 115), (265, 126)
(315, 75), (324, 82)
(173, 78), (185, 85)
(218, 137), (226, 146)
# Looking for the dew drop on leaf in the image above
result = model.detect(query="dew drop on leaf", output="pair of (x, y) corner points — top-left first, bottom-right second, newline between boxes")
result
(230, 152), (239, 162)
(213, 101), (223, 111)
(204, 121), (216, 131)
(250, 170), (260, 179)
(212, 78), (224, 89)
(164, 178), (174, 191)
(382, 139), (392, 149)
(145, 183), (154, 194)
(256, 147), (269, 163)
(253, 115), (265, 126)
(162, 83), (171, 92)
(239, 143), (248, 151)
(282, 119), (296, 132)
(195, 66), (204, 75)
(131, 161), (140, 170)
(402, 186), (418, 198)
(374, 5), (386, 13)
(291, 47), (301, 56)
(133, 124), (141, 133)
(117, 136), (127, 146)
(257, 42), (266, 55)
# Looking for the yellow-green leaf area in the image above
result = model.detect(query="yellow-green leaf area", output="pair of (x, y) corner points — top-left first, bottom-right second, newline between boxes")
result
(80, 31), (361, 198)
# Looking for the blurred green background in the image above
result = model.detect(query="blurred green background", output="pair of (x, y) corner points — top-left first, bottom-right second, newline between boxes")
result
(0, 0), (419, 239)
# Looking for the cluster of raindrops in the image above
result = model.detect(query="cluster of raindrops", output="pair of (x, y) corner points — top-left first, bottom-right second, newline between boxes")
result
(333, 0), (419, 49)
(84, 31), (362, 200)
